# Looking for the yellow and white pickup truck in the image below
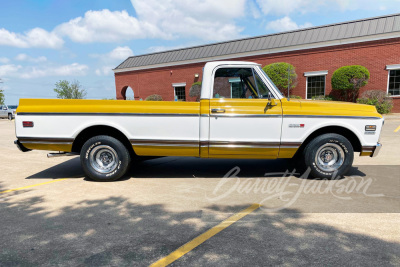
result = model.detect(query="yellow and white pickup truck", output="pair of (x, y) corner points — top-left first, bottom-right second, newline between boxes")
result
(14, 61), (383, 181)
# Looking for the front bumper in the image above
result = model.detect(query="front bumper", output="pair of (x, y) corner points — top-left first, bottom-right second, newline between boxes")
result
(14, 140), (31, 152)
(360, 143), (382, 157)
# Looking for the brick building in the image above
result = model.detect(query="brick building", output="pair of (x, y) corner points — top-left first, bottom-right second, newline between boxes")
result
(114, 14), (400, 112)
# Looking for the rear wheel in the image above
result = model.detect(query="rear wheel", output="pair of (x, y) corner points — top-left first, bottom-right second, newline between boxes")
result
(8, 113), (12, 120)
(80, 135), (131, 181)
(303, 133), (354, 179)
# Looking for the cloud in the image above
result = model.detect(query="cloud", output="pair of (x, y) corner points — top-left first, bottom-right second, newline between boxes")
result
(15, 54), (47, 63)
(266, 16), (313, 32)
(0, 57), (9, 64)
(95, 66), (114, 76)
(0, 27), (64, 49)
(55, 9), (169, 43)
(0, 64), (22, 77)
(91, 46), (134, 61)
(0, 63), (88, 79)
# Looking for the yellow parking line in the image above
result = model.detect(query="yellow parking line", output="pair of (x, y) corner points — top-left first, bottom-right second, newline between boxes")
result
(394, 125), (400, 132)
(150, 203), (261, 267)
(0, 179), (68, 194)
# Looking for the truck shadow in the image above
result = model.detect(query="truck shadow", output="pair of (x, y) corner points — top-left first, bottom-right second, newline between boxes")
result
(24, 156), (366, 180)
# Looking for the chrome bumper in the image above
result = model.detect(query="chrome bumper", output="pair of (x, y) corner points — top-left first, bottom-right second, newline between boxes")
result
(371, 143), (382, 157)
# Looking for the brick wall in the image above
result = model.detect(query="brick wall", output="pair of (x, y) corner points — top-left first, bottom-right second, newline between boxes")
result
(115, 37), (400, 112)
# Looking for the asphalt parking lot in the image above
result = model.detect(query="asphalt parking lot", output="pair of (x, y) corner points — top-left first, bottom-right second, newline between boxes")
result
(1, 117), (399, 266)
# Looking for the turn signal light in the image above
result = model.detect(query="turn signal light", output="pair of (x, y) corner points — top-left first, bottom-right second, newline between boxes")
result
(365, 125), (376, 131)
(23, 121), (34, 127)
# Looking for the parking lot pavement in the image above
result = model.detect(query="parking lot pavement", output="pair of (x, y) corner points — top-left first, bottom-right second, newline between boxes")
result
(1, 118), (399, 266)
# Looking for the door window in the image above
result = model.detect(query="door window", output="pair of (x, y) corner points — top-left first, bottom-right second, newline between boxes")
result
(213, 68), (272, 99)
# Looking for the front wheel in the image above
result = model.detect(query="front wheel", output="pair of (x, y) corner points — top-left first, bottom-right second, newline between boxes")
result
(8, 113), (12, 120)
(80, 135), (131, 181)
(303, 133), (354, 179)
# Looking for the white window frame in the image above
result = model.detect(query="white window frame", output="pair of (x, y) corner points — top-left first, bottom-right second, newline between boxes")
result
(304, 71), (328, 99)
(386, 65), (400, 97)
(172, 82), (186, 101)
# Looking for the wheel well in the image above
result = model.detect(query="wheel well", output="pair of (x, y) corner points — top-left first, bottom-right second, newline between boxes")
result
(72, 125), (135, 156)
(296, 126), (362, 156)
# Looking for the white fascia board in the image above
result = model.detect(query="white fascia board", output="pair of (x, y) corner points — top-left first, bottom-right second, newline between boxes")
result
(114, 31), (400, 74)
(172, 82), (186, 87)
(386, 64), (400, 70)
(304, 70), (328, 77)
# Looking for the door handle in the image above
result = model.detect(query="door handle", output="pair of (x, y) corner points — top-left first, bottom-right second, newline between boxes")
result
(211, 108), (225, 113)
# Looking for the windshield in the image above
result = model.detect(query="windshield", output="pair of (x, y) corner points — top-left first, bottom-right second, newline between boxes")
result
(256, 66), (284, 98)
(8, 105), (18, 109)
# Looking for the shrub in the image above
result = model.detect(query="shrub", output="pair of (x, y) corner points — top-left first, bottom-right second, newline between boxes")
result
(356, 90), (393, 114)
(311, 95), (334, 101)
(189, 82), (201, 101)
(145, 94), (163, 101)
(262, 62), (297, 97)
(289, 95), (302, 99)
(331, 65), (370, 102)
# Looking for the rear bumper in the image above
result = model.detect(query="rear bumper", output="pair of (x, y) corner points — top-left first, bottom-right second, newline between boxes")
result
(360, 143), (382, 157)
(14, 140), (31, 152)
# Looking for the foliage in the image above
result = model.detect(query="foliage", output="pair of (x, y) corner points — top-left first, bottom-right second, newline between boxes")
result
(145, 94), (163, 101)
(54, 80), (87, 99)
(262, 62), (297, 96)
(356, 90), (393, 114)
(331, 65), (370, 102)
(311, 95), (334, 101)
(288, 95), (302, 99)
(189, 82), (202, 101)
(0, 90), (4, 105)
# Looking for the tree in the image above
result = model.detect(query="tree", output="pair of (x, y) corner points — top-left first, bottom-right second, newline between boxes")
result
(0, 90), (4, 105)
(189, 82), (201, 101)
(331, 65), (370, 102)
(54, 80), (87, 99)
(262, 62), (297, 97)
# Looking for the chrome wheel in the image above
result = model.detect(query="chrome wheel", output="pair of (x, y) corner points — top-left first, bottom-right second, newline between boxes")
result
(314, 143), (345, 172)
(89, 145), (119, 174)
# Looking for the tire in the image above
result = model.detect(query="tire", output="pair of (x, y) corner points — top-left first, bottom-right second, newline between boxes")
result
(8, 113), (12, 120)
(303, 133), (354, 179)
(80, 135), (131, 182)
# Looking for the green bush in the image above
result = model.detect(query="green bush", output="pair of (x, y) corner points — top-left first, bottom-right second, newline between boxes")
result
(145, 94), (163, 101)
(262, 62), (297, 97)
(289, 95), (302, 99)
(189, 82), (201, 101)
(311, 95), (334, 101)
(356, 90), (393, 114)
(331, 65), (370, 102)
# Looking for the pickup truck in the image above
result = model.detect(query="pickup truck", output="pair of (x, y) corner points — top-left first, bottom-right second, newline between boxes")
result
(1, 105), (17, 120)
(14, 61), (383, 181)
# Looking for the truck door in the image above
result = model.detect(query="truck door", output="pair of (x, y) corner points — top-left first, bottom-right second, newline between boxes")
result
(208, 66), (283, 159)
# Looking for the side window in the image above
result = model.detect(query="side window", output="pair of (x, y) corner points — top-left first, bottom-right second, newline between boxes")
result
(213, 67), (272, 99)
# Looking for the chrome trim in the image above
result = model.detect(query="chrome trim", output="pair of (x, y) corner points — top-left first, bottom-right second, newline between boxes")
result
(22, 141), (73, 145)
(130, 139), (199, 147)
(17, 112), (200, 117)
(372, 143), (382, 157)
(200, 114), (209, 117)
(18, 137), (74, 145)
(283, 115), (382, 120)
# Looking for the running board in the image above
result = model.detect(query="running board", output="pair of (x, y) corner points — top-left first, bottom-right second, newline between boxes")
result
(47, 152), (79, 158)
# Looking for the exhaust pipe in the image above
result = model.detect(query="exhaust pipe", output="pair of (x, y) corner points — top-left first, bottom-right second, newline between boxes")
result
(47, 152), (79, 158)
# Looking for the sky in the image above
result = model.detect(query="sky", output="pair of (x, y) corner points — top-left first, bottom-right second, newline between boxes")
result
(0, 0), (400, 104)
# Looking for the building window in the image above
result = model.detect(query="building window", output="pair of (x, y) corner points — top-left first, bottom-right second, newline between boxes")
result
(174, 86), (186, 101)
(388, 69), (400, 96)
(304, 71), (328, 99)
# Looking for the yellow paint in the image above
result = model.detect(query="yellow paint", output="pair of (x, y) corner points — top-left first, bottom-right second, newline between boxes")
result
(281, 98), (383, 118)
(22, 143), (72, 152)
(278, 147), (299, 158)
(0, 179), (68, 194)
(209, 147), (279, 159)
(394, 125), (400, 132)
(360, 151), (373, 156)
(17, 98), (201, 115)
(150, 203), (261, 267)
